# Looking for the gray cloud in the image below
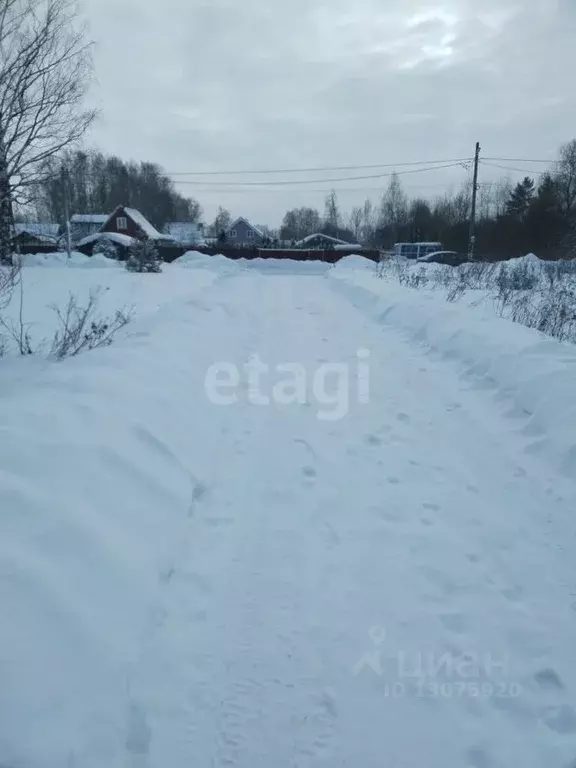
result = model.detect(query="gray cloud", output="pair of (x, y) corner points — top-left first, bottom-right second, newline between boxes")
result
(84, 0), (575, 225)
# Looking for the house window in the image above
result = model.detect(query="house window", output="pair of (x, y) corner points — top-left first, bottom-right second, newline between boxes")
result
(229, 229), (237, 237)
(246, 229), (253, 239)
(117, 216), (128, 230)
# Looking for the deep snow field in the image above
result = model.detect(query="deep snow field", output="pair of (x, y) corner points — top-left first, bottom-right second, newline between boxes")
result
(1, 251), (576, 768)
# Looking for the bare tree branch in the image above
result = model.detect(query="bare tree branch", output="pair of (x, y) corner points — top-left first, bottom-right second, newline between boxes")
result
(0, 0), (96, 260)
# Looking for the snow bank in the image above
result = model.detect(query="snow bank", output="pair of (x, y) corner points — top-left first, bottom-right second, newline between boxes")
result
(330, 270), (576, 477)
(171, 250), (237, 272)
(170, 251), (242, 279)
(1, 261), (221, 358)
(0, 277), (230, 766)
(238, 257), (331, 274)
(16, 251), (120, 268)
(173, 253), (332, 275)
(332, 254), (378, 272)
(522, 252), (541, 263)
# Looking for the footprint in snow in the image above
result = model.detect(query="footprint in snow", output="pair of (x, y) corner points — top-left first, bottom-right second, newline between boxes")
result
(125, 703), (151, 757)
(201, 516), (234, 528)
(466, 746), (491, 768)
(501, 585), (524, 603)
(439, 613), (468, 634)
(534, 668), (564, 691)
(539, 705), (576, 734)
(192, 481), (208, 503)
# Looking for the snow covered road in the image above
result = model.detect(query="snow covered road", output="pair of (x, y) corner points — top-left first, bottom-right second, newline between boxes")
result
(2, 259), (576, 767)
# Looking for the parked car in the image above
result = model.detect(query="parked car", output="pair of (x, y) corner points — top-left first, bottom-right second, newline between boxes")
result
(416, 250), (468, 266)
(393, 242), (442, 260)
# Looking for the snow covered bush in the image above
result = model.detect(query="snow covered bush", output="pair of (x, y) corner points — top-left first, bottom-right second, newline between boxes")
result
(49, 290), (132, 359)
(126, 239), (162, 273)
(93, 238), (119, 261)
(378, 256), (576, 345)
(0, 284), (131, 360)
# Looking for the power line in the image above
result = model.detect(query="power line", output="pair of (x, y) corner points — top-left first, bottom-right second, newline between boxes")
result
(168, 157), (472, 176)
(483, 157), (554, 164)
(182, 181), (483, 195)
(172, 162), (468, 187)
(480, 160), (548, 175)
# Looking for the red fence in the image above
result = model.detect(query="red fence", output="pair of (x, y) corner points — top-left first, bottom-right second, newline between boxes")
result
(18, 242), (381, 264)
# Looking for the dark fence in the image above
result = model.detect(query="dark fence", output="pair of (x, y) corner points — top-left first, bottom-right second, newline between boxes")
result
(16, 243), (63, 255)
(16, 241), (381, 264)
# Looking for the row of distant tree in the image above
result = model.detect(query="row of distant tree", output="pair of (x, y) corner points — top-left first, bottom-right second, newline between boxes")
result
(34, 150), (202, 231)
(14, 118), (576, 259)
(18, 138), (576, 260)
(207, 140), (576, 258)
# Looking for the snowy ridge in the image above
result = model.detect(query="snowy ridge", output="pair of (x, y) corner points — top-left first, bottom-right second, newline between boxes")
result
(0, 267), (236, 767)
(16, 251), (122, 268)
(330, 262), (576, 477)
(3, 257), (576, 767)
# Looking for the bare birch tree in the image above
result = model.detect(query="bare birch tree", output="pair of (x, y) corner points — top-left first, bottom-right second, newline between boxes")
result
(0, 0), (96, 261)
(349, 206), (363, 242)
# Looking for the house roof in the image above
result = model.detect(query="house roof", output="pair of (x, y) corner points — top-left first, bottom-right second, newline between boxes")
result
(165, 222), (204, 243)
(77, 232), (137, 248)
(104, 206), (175, 241)
(15, 222), (59, 239)
(123, 207), (167, 240)
(227, 217), (264, 238)
(70, 214), (108, 224)
(297, 233), (348, 246)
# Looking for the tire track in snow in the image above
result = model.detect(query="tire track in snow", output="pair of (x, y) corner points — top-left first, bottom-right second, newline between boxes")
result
(122, 274), (271, 767)
(120, 268), (576, 767)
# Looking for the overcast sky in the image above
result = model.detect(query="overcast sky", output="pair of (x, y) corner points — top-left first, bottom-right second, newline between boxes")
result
(84, 0), (575, 226)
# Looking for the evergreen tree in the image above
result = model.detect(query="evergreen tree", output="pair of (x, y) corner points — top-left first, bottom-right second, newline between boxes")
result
(93, 238), (119, 260)
(506, 177), (535, 220)
(126, 239), (162, 273)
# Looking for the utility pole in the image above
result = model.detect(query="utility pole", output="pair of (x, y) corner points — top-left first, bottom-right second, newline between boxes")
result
(468, 141), (480, 261)
(62, 163), (72, 259)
